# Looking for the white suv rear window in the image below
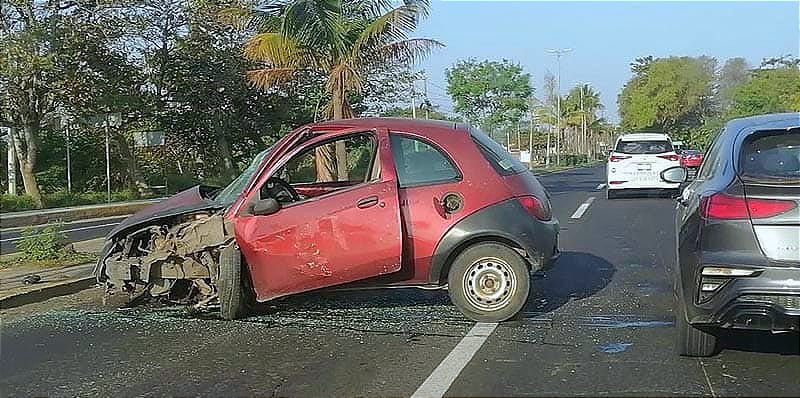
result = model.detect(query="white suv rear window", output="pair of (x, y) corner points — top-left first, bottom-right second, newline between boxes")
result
(615, 140), (673, 154)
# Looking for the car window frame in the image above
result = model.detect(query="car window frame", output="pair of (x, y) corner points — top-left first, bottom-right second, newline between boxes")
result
(389, 131), (463, 189)
(259, 131), (380, 209)
(696, 129), (725, 180)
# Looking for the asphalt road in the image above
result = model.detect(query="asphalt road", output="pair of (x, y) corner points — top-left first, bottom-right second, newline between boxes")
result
(2, 165), (798, 397)
(0, 216), (125, 254)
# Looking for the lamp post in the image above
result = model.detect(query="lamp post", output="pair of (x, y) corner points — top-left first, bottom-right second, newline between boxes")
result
(546, 48), (572, 166)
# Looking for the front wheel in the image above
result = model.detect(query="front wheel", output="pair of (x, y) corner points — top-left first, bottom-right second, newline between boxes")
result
(218, 244), (250, 320)
(448, 242), (530, 322)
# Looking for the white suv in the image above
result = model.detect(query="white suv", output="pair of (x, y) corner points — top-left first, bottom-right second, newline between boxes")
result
(606, 133), (681, 199)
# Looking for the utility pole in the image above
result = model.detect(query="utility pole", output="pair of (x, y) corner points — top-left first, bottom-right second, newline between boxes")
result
(423, 73), (429, 119)
(5, 128), (16, 195)
(546, 48), (572, 166)
(411, 79), (417, 119)
(105, 115), (111, 203)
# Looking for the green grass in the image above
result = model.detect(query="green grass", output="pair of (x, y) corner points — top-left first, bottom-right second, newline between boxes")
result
(0, 251), (97, 271)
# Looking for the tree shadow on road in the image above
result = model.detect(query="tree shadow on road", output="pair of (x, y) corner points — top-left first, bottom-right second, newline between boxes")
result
(522, 251), (616, 315)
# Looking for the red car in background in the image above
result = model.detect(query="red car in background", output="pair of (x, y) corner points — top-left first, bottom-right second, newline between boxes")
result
(680, 149), (704, 179)
(96, 118), (560, 322)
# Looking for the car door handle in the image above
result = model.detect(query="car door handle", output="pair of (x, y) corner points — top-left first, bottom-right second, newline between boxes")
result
(356, 196), (379, 209)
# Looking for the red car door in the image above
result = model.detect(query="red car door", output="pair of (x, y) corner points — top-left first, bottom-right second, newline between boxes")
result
(233, 128), (403, 301)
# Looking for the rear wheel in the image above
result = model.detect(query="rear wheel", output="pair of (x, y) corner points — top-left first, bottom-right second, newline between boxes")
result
(676, 302), (718, 357)
(606, 189), (618, 200)
(448, 242), (530, 322)
(218, 244), (250, 320)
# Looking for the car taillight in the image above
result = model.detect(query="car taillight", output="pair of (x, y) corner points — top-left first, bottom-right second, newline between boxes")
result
(518, 196), (551, 221)
(609, 155), (631, 162)
(658, 154), (680, 162)
(700, 193), (797, 220)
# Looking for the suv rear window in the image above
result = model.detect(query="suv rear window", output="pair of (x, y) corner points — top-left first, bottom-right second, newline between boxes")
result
(469, 128), (528, 175)
(739, 129), (800, 183)
(615, 140), (673, 154)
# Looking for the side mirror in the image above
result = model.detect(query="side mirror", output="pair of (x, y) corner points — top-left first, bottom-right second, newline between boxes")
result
(661, 166), (688, 183)
(252, 198), (280, 216)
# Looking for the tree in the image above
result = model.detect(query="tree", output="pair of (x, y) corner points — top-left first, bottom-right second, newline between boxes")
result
(445, 59), (532, 133)
(1, 0), (66, 207)
(718, 57), (751, 110)
(618, 56), (716, 136)
(241, 0), (441, 180)
(728, 66), (800, 118)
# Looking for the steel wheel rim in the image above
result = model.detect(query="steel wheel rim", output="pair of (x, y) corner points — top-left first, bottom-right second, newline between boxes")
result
(462, 256), (516, 311)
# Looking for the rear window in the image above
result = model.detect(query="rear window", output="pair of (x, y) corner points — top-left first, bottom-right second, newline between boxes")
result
(739, 129), (800, 183)
(615, 140), (674, 154)
(469, 127), (528, 175)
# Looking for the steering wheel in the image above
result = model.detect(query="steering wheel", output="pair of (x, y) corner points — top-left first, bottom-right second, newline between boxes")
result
(263, 177), (300, 203)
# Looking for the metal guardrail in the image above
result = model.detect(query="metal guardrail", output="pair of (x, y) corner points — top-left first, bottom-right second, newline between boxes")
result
(0, 199), (162, 228)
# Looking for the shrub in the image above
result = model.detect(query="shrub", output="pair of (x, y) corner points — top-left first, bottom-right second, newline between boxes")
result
(16, 224), (68, 261)
(1, 193), (37, 212)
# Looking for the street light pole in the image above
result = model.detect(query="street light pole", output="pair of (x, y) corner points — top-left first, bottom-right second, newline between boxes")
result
(546, 48), (572, 167)
(105, 115), (111, 203)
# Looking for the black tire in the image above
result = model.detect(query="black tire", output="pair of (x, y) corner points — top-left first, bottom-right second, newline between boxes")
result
(447, 242), (530, 322)
(676, 302), (718, 357)
(218, 244), (249, 320)
(606, 189), (617, 200)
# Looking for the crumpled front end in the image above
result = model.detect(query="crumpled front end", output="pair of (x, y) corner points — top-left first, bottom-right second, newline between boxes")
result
(96, 211), (235, 308)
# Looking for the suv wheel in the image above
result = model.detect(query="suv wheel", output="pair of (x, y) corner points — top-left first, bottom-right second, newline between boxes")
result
(676, 303), (718, 357)
(606, 189), (617, 200)
(218, 244), (250, 320)
(448, 242), (530, 322)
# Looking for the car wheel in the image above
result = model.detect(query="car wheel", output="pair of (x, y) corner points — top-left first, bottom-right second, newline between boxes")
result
(676, 302), (718, 357)
(606, 189), (617, 200)
(448, 242), (530, 322)
(218, 244), (250, 320)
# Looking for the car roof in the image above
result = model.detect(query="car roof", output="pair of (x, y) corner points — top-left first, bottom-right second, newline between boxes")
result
(306, 117), (467, 133)
(617, 132), (671, 141)
(725, 112), (800, 134)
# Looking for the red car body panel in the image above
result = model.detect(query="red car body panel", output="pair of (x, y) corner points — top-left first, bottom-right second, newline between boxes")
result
(391, 128), (516, 283)
(233, 127), (404, 301)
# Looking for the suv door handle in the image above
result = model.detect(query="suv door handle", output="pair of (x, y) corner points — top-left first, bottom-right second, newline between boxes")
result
(356, 196), (379, 209)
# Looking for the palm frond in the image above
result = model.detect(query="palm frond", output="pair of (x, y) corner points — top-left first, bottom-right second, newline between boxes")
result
(351, 3), (421, 58)
(282, 0), (345, 54)
(246, 68), (299, 89)
(243, 32), (316, 68)
(326, 62), (364, 93)
(374, 38), (443, 66)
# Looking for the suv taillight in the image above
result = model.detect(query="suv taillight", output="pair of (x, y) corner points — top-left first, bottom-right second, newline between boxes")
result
(518, 196), (551, 221)
(700, 193), (796, 220)
(609, 155), (631, 162)
(658, 154), (680, 162)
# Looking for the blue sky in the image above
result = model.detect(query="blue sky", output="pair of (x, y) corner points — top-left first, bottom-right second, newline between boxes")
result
(413, 1), (800, 123)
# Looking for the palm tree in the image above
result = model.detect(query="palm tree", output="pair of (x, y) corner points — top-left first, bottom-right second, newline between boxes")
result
(242, 0), (441, 180)
(243, 0), (441, 119)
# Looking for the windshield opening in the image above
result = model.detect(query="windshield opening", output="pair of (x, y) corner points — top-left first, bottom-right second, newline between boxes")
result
(214, 147), (272, 205)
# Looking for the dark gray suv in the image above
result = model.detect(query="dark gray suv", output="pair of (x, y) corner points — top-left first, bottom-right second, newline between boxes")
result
(662, 112), (800, 356)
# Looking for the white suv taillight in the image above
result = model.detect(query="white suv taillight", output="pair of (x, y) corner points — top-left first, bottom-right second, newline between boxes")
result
(657, 154), (680, 162)
(609, 154), (631, 162)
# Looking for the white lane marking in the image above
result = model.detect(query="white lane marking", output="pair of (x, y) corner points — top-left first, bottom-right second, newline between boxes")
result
(700, 360), (717, 397)
(411, 322), (498, 398)
(570, 197), (596, 219)
(0, 222), (120, 243)
(596, 183), (606, 190)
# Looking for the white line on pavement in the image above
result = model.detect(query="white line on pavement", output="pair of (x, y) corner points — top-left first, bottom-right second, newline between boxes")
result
(570, 197), (596, 219)
(0, 222), (119, 243)
(411, 322), (498, 398)
(596, 183), (606, 190)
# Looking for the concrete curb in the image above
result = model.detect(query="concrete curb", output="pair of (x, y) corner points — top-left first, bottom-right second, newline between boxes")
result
(0, 199), (160, 228)
(0, 276), (96, 309)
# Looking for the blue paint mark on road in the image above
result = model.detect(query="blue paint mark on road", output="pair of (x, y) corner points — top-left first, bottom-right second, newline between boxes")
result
(600, 342), (632, 353)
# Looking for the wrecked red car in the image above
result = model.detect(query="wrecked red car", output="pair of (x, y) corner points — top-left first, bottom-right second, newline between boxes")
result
(96, 118), (560, 322)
